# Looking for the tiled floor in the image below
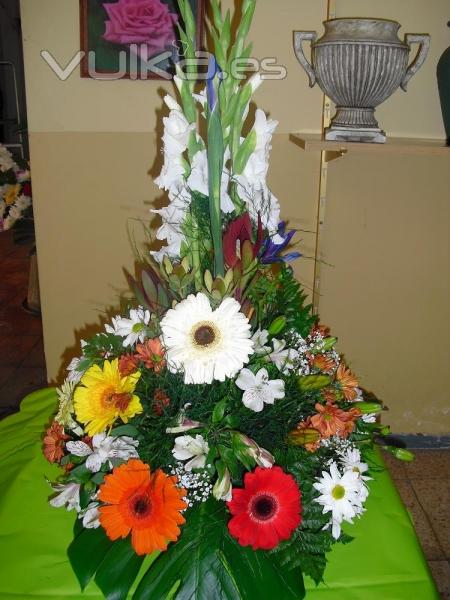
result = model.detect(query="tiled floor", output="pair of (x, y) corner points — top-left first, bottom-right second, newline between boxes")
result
(0, 230), (448, 597)
(382, 449), (450, 599)
(0, 230), (47, 418)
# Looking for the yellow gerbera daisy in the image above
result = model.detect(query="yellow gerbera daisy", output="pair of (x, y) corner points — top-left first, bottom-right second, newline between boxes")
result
(74, 359), (142, 436)
(5, 184), (20, 206)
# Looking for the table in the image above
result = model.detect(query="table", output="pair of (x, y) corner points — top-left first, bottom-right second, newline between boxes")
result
(0, 389), (440, 600)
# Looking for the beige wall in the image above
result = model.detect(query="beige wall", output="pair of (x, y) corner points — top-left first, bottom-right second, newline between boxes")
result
(21, 1), (449, 433)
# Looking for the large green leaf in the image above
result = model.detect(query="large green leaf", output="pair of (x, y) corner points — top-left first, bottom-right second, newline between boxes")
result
(133, 499), (305, 600)
(95, 537), (145, 600)
(67, 526), (113, 590)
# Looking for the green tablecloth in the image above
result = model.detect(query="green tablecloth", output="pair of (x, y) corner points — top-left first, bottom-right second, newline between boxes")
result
(0, 389), (439, 600)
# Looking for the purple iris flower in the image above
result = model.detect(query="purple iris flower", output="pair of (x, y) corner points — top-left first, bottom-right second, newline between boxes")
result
(260, 222), (302, 264)
(206, 55), (221, 111)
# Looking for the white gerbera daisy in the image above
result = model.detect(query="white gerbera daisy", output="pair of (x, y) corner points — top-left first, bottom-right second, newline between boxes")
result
(235, 368), (285, 412)
(160, 293), (254, 384)
(313, 462), (365, 539)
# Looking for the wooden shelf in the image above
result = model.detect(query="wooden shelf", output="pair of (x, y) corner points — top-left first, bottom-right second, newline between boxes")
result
(290, 133), (450, 161)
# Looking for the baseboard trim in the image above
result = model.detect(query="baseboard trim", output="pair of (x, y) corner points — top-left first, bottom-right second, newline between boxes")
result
(393, 434), (450, 449)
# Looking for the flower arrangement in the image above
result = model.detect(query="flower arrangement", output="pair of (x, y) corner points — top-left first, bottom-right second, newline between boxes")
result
(44, 2), (413, 598)
(0, 144), (32, 234)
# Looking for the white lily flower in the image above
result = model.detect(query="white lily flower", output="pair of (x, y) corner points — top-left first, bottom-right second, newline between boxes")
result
(251, 328), (271, 355)
(79, 502), (101, 529)
(187, 150), (234, 213)
(268, 339), (299, 373)
(162, 109), (196, 158)
(154, 155), (186, 194)
(66, 433), (139, 473)
(163, 94), (183, 112)
(151, 240), (184, 263)
(49, 482), (81, 512)
(172, 434), (209, 472)
(235, 367), (285, 412)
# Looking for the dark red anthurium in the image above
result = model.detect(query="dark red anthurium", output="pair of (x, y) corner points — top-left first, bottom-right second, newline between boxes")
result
(223, 213), (263, 270)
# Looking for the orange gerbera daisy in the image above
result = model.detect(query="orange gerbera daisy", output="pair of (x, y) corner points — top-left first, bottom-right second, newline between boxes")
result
(335, 363), (359, 401)
(152, 389), (170, 416)
(310, 402), (351, 439)
(313, 353), (337, 374)
(340, 407), (362, 438)
(43, 421), (70, 463)
(98, 459), (187, 555)
(135, 338), (166, 373)
(118, 354), (140, 377)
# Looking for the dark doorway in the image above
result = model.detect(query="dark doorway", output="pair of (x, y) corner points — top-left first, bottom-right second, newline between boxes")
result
(0, 0), (28, 159)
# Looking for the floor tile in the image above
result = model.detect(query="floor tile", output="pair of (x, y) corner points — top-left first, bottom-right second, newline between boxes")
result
(0, 334), (40, 366)
(0, 366), (15, 387)
(411, 478), (450, 558)
(22, 338), (46, 368)
(382, 449), (408, 480)
(405, 450), (450, 480)
(427, 561), (450, 595)
(393, 479), (445, 560)
(0, 304), (43, 336)
(0, 366), (47, 410)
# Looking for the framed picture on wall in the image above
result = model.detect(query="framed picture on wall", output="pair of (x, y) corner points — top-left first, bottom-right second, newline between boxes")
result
(80, 0), (205, 80)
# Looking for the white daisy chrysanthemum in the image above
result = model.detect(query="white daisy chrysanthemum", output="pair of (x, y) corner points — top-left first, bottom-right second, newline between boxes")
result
(55, 379), (82, 434)
(105, 307), (151, 347)
(339, 448), (371, 482)
(172, 434), (210, 472)
(235, 367), (285, 412)
(313, 462), (366, 539)
(160, 293), (254, 384)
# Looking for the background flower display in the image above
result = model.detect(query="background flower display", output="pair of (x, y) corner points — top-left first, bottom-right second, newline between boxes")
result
(0, 144), (32, 236)
(45, 2), (413, 599)
(80, 0), (205, 80)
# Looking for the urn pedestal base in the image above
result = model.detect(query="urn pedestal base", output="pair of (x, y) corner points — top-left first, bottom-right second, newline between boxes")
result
(325, 126), (386, 143)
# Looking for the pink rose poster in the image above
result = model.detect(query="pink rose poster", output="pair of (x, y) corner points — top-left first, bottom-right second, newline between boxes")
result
(80, 0), (205, 80)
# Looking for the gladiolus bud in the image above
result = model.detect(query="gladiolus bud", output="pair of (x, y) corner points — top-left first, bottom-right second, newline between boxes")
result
(233, 433), (275, 468)
(288, 428), (321, 447)
(268, 316), (287, 336)
(213, 464), (232, 501)
(357, 402), (383, 414)
(384, 446), (415, 462)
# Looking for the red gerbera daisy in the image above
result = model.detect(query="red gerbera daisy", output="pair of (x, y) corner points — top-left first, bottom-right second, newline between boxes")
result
(227, 466), (302, 550)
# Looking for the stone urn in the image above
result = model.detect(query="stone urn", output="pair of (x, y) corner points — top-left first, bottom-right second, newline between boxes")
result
(294, 19), (430, 143)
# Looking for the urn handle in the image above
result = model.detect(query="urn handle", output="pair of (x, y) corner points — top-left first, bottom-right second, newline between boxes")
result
(293, 31), (318, 87)
(401, 34), (431, 91)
